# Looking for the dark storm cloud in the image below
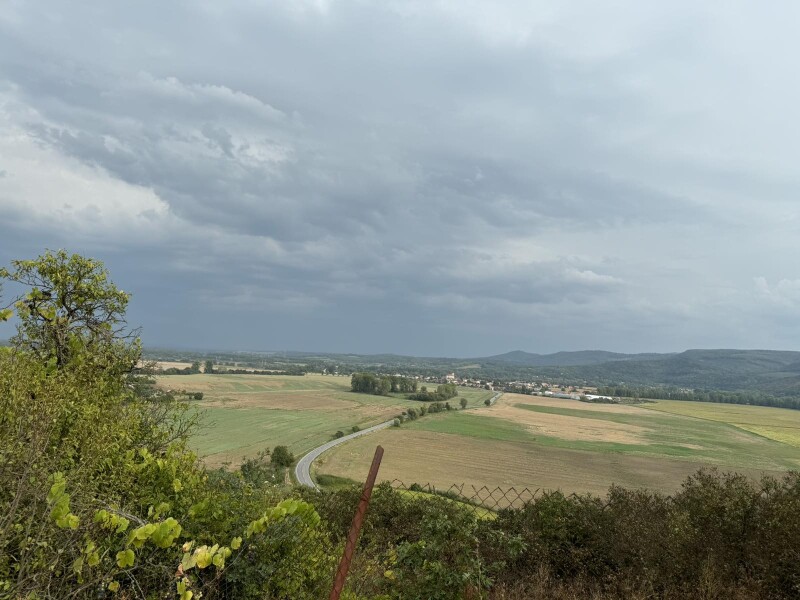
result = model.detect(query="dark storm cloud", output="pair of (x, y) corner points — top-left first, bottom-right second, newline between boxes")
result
(2, 1), (800, 354)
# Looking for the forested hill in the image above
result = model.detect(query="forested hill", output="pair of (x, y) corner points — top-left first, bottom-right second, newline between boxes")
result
(482, 350), (672, 366)
(486, 349), (800, 395)
(148, 347), (800, 397)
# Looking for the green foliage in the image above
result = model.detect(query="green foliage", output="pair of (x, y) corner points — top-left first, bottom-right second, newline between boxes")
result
(47, 473), (80, 530)
(2, 249), (139, 370)
(351, 372), (416, 395)
(240, 449), (283, 487)
(409, 383), (458, 402)
(271, 445), (295, 467)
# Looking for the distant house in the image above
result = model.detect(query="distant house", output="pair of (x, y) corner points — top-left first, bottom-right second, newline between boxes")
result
(445, 373), (456, 382)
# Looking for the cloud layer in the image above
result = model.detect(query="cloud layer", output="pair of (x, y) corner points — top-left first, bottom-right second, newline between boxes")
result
(2, 1), (800, 355)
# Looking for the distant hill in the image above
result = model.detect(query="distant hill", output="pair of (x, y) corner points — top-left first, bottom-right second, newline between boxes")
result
(143, 345), (800, 398)
(483, 350), (671, 367)
(542, 349), (800, 395)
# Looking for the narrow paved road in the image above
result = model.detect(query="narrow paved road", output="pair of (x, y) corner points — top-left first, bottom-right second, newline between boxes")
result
(295, 392), (503, 489)
(294, 420), (395, 489)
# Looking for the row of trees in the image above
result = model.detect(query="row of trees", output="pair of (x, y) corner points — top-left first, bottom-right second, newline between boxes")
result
(408, 382), (459, 402)
(596, 384), (800, 410)
(350, 373), (418, 395)
(350, 373), (459, 403)
(156, 359), (306, 376)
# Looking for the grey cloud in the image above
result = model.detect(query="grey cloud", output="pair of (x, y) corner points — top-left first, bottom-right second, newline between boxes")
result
(1, 1), (799, 354)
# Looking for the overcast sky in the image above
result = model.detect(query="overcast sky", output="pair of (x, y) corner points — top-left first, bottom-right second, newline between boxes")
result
(1, 1), (799, 356)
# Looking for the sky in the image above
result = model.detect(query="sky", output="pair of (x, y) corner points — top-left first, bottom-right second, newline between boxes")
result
(1, 1), (800, 357)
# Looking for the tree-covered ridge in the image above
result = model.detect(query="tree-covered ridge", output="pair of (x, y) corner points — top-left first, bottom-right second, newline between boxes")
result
(151, 346), (800, 403)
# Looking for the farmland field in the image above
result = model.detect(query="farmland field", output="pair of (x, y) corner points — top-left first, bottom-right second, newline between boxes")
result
(315, 393), (800, 495)
(158, 374), (493, 467)
(643, 400), (800, 448)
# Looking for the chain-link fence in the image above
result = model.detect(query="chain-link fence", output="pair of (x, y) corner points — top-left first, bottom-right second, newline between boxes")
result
(389, 479), (542, 512)
(213, 468), (547, 599)
(209, 453), (800, 600)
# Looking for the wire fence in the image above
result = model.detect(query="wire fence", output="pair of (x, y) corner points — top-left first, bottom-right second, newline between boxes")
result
(208, 466), (800, 600)
(390, 479), (542, 512)
(214, 472), (546, 599)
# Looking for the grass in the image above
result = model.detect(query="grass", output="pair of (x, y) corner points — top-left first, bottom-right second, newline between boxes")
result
(181, 375), (800, 496)
(394, 488), (496, 520)
(315, 425), (768, 498)
(165, 374), (492, 467)
(643, 400), (800, 448)
(505, 403), (800, 468)
(314, 473), (359, 491)
(315, 393), (800, 496)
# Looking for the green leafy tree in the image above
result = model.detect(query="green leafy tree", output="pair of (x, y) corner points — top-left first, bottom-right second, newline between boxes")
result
(460, 397), (468, 409)
(204, 359), (214, 373)
(0, 282), (12, 322)
(271, 445), (295, 467)
(0, 250), (138, 370)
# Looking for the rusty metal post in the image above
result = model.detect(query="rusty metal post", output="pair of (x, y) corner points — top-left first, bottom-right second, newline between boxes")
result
(328, 445), (384, 600)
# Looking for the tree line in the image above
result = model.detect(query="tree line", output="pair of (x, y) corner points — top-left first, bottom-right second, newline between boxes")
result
(407, 382), (459, 402)
(350, 372), (418, 395)
(596, 384), (800, 410)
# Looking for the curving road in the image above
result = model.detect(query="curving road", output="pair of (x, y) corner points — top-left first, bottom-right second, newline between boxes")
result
(294, 392), (503, 489)
(294, 420), (395, 489)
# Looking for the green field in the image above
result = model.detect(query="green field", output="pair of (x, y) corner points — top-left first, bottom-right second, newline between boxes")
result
(172, 375), (800, 495)
(419, 403), (800, 470)
(161, 374), (493, 466)
(315, 393), (800, 495)
(643, 400), (800, 448)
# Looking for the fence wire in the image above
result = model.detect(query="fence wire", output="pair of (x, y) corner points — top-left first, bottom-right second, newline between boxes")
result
(391, 479), (542, 512)
(211, 478), (543, 599)
(206, 469), (800, 600)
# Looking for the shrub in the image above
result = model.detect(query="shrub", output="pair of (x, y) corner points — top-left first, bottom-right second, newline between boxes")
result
(271, 445), (295, 467)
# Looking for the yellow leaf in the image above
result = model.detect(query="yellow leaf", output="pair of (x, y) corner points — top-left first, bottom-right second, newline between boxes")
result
(116, 549), (135, 568)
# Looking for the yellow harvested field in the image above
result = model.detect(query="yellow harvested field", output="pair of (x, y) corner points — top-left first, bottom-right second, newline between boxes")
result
(139, 360), (196, 371)
(644, 400), (800, 448)
(315, 429), (778, 498)
(488, 399), (650, 444)
(737, 426), (800, 448)
(202, 392), (361, 411)
(499, 393), (645, 414)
